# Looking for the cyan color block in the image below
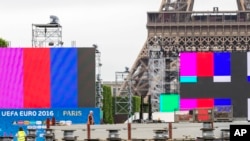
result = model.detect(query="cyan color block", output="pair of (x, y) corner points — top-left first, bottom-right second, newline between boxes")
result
(180, 76), (197, 83)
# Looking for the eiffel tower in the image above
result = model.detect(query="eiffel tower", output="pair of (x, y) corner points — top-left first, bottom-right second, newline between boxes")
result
(115, 0), (250, 115)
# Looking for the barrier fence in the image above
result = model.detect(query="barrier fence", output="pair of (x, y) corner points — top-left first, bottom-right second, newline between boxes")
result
(175, 106), (233, 123)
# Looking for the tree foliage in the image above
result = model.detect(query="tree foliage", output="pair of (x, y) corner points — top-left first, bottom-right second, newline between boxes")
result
(0, 38), (8, 47)
(132, 96), (141, 114)
(102, 85), (114, 124)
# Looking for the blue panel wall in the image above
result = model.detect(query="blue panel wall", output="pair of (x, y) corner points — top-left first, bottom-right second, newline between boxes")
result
(50, 48), (78, 108)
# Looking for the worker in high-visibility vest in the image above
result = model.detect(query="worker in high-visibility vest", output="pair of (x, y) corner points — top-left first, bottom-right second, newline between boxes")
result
(17, 127), (26, 141)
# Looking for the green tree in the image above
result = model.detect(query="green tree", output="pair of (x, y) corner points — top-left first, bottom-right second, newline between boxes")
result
(132, 96), (141, 114)
(102, 85), (114, 124)
(0, 38), (8, 47)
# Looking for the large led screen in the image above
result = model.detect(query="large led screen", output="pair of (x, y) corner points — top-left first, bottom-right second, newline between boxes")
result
(0, 48), (95, 108)
(180, 52), (250, 117)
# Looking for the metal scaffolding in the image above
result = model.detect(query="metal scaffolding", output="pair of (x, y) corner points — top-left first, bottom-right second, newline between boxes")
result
(32, 23), (62, 47)
(165, 52), (180, 95)
(115, 69), (133, 119)
(148, 36), (180, 112)
(148, 40), (166, 112)
(95, 45), (103, 108)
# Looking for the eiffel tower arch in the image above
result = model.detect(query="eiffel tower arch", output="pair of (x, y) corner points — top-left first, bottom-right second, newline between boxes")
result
(116, 0), (250, 114)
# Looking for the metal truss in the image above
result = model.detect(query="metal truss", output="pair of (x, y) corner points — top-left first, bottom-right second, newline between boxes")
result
(95, 46), (103, 108)
(32, 24), (62, 47)
(148, 43), (166, 112)
(148, 37), (180, 112)
(159, 0), (194, 11)
(237, 0), (250, 10)
(147, 36), (250, 52)
(165, 53), (179, 94)
(115, 70), (133, 117)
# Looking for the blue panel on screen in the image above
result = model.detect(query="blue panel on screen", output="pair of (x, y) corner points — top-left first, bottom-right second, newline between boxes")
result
(214, 98), (231, 106)
(50, 48), (78, 108)
(180, 76), (197, 83)
(214, 52), (231, 76)
(214, 52), (231, 75)
(248, 76), (250, 82)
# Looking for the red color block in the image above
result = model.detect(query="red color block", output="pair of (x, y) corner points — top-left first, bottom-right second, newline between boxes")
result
(23, 48), (51, 108)
(197, 52), (214, 77)
(197, 98), (214, 108)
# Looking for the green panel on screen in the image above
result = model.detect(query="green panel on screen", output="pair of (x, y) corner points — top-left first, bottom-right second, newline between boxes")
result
(180, 76), (197, 83)
(160, 94), (180, 112)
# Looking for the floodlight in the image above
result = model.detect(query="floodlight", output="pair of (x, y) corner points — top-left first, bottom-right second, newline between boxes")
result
(125, 67), (129, 73)
(49, 42), (54, 46)
(93, 44), (98, 48)
(50, 15), (59, 24)
(59, 41), (64, 46)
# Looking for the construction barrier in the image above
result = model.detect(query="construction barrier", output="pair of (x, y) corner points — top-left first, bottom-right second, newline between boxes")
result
(213, 106), (233, 122)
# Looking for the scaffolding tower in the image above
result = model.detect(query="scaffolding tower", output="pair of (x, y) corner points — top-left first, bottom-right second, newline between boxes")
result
(95, 46), (103, 108)
(148, 37), (180, 112)
(148, 39), (166, 112)
(32, 23), (62, 47)
(115, 69), (133, 119)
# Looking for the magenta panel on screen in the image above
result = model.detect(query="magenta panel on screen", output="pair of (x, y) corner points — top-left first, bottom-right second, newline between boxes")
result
(0, 49), (23, 108)
(180, 99), (197, 110)
(180, 53), (197, 76)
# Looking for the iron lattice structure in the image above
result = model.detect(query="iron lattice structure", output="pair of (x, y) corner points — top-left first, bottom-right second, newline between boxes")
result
(118, 0), (250, 113)
(32, 24), (62, 47)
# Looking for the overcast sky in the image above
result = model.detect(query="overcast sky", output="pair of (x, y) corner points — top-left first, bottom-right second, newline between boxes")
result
(0, 0), (237, 81)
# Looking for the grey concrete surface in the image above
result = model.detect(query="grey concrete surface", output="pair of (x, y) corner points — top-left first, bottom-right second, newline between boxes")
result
(50, 120), (250, 140)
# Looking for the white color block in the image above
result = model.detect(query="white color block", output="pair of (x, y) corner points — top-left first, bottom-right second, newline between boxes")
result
(213, 76), (231, 82)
